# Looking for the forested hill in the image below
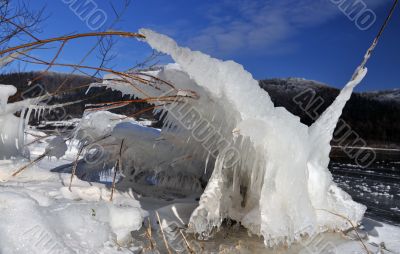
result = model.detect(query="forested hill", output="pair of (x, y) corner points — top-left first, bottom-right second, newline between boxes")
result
(0, 71), (146, 119)
(260, 78), (400, 147)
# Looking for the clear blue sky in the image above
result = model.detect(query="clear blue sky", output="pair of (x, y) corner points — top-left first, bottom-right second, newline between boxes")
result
(21, 0), (400, 91)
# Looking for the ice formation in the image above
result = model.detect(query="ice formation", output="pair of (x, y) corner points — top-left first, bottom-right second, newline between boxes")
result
(83, 29), (368, 246)
(73, 111), (206, 196)
(0, 84), (78, 160)
(0, 85), (26, 159)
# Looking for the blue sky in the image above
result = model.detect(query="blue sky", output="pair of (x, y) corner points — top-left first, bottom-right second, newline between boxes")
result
(19, 0), (400, 91)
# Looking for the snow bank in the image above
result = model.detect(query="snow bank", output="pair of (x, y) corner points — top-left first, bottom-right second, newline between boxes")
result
(0, 161), (146, 253)
(109, 200), (144, 244)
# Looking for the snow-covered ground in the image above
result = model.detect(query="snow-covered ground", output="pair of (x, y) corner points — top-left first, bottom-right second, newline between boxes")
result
(0, 130), (399, 254)
(0, 132), (146, 253)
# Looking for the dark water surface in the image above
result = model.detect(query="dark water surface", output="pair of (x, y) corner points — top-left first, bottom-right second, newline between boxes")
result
(330, 151), (400, 226)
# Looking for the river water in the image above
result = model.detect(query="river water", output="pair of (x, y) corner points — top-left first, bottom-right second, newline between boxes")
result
(330, 149), (400, 226)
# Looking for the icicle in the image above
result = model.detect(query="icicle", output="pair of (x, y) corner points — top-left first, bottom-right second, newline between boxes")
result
(204, 152), (210, 175)
(24, 106), (33, 126)
(17, 108), (27, 150)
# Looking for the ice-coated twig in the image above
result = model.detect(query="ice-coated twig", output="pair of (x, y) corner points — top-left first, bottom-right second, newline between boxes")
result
(352, 0), (398, 80)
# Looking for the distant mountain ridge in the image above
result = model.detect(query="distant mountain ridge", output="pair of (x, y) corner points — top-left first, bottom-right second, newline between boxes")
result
(361, 88), (400, 103)
(261, 77), (400, 104)
(260, 78), (400, 147)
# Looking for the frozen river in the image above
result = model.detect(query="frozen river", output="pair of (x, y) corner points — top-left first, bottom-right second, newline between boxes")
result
(330, 154), (400, 226)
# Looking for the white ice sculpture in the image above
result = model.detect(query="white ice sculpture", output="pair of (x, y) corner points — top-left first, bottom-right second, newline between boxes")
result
(92, 29), (367, 247)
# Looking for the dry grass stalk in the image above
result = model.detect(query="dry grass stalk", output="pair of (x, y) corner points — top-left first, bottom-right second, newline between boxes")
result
(24, 135), (49, 146)
(110, 139), (124, 201)
(12, 151), (49, 177)
(155, 211), (172, 254)
(144, 217), (156, 251)
(109, 160), (119, 202)
(68, 146), (84, 191)
(180, 229), (195, 254)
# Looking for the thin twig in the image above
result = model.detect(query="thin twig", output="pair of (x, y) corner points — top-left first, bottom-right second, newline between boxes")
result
(0, 31), (145, 55)
(317, 209), (370, 254)
(30, 40), (67, 83)
(0, 15), (41, 42)
(13, 54), (154, 98)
